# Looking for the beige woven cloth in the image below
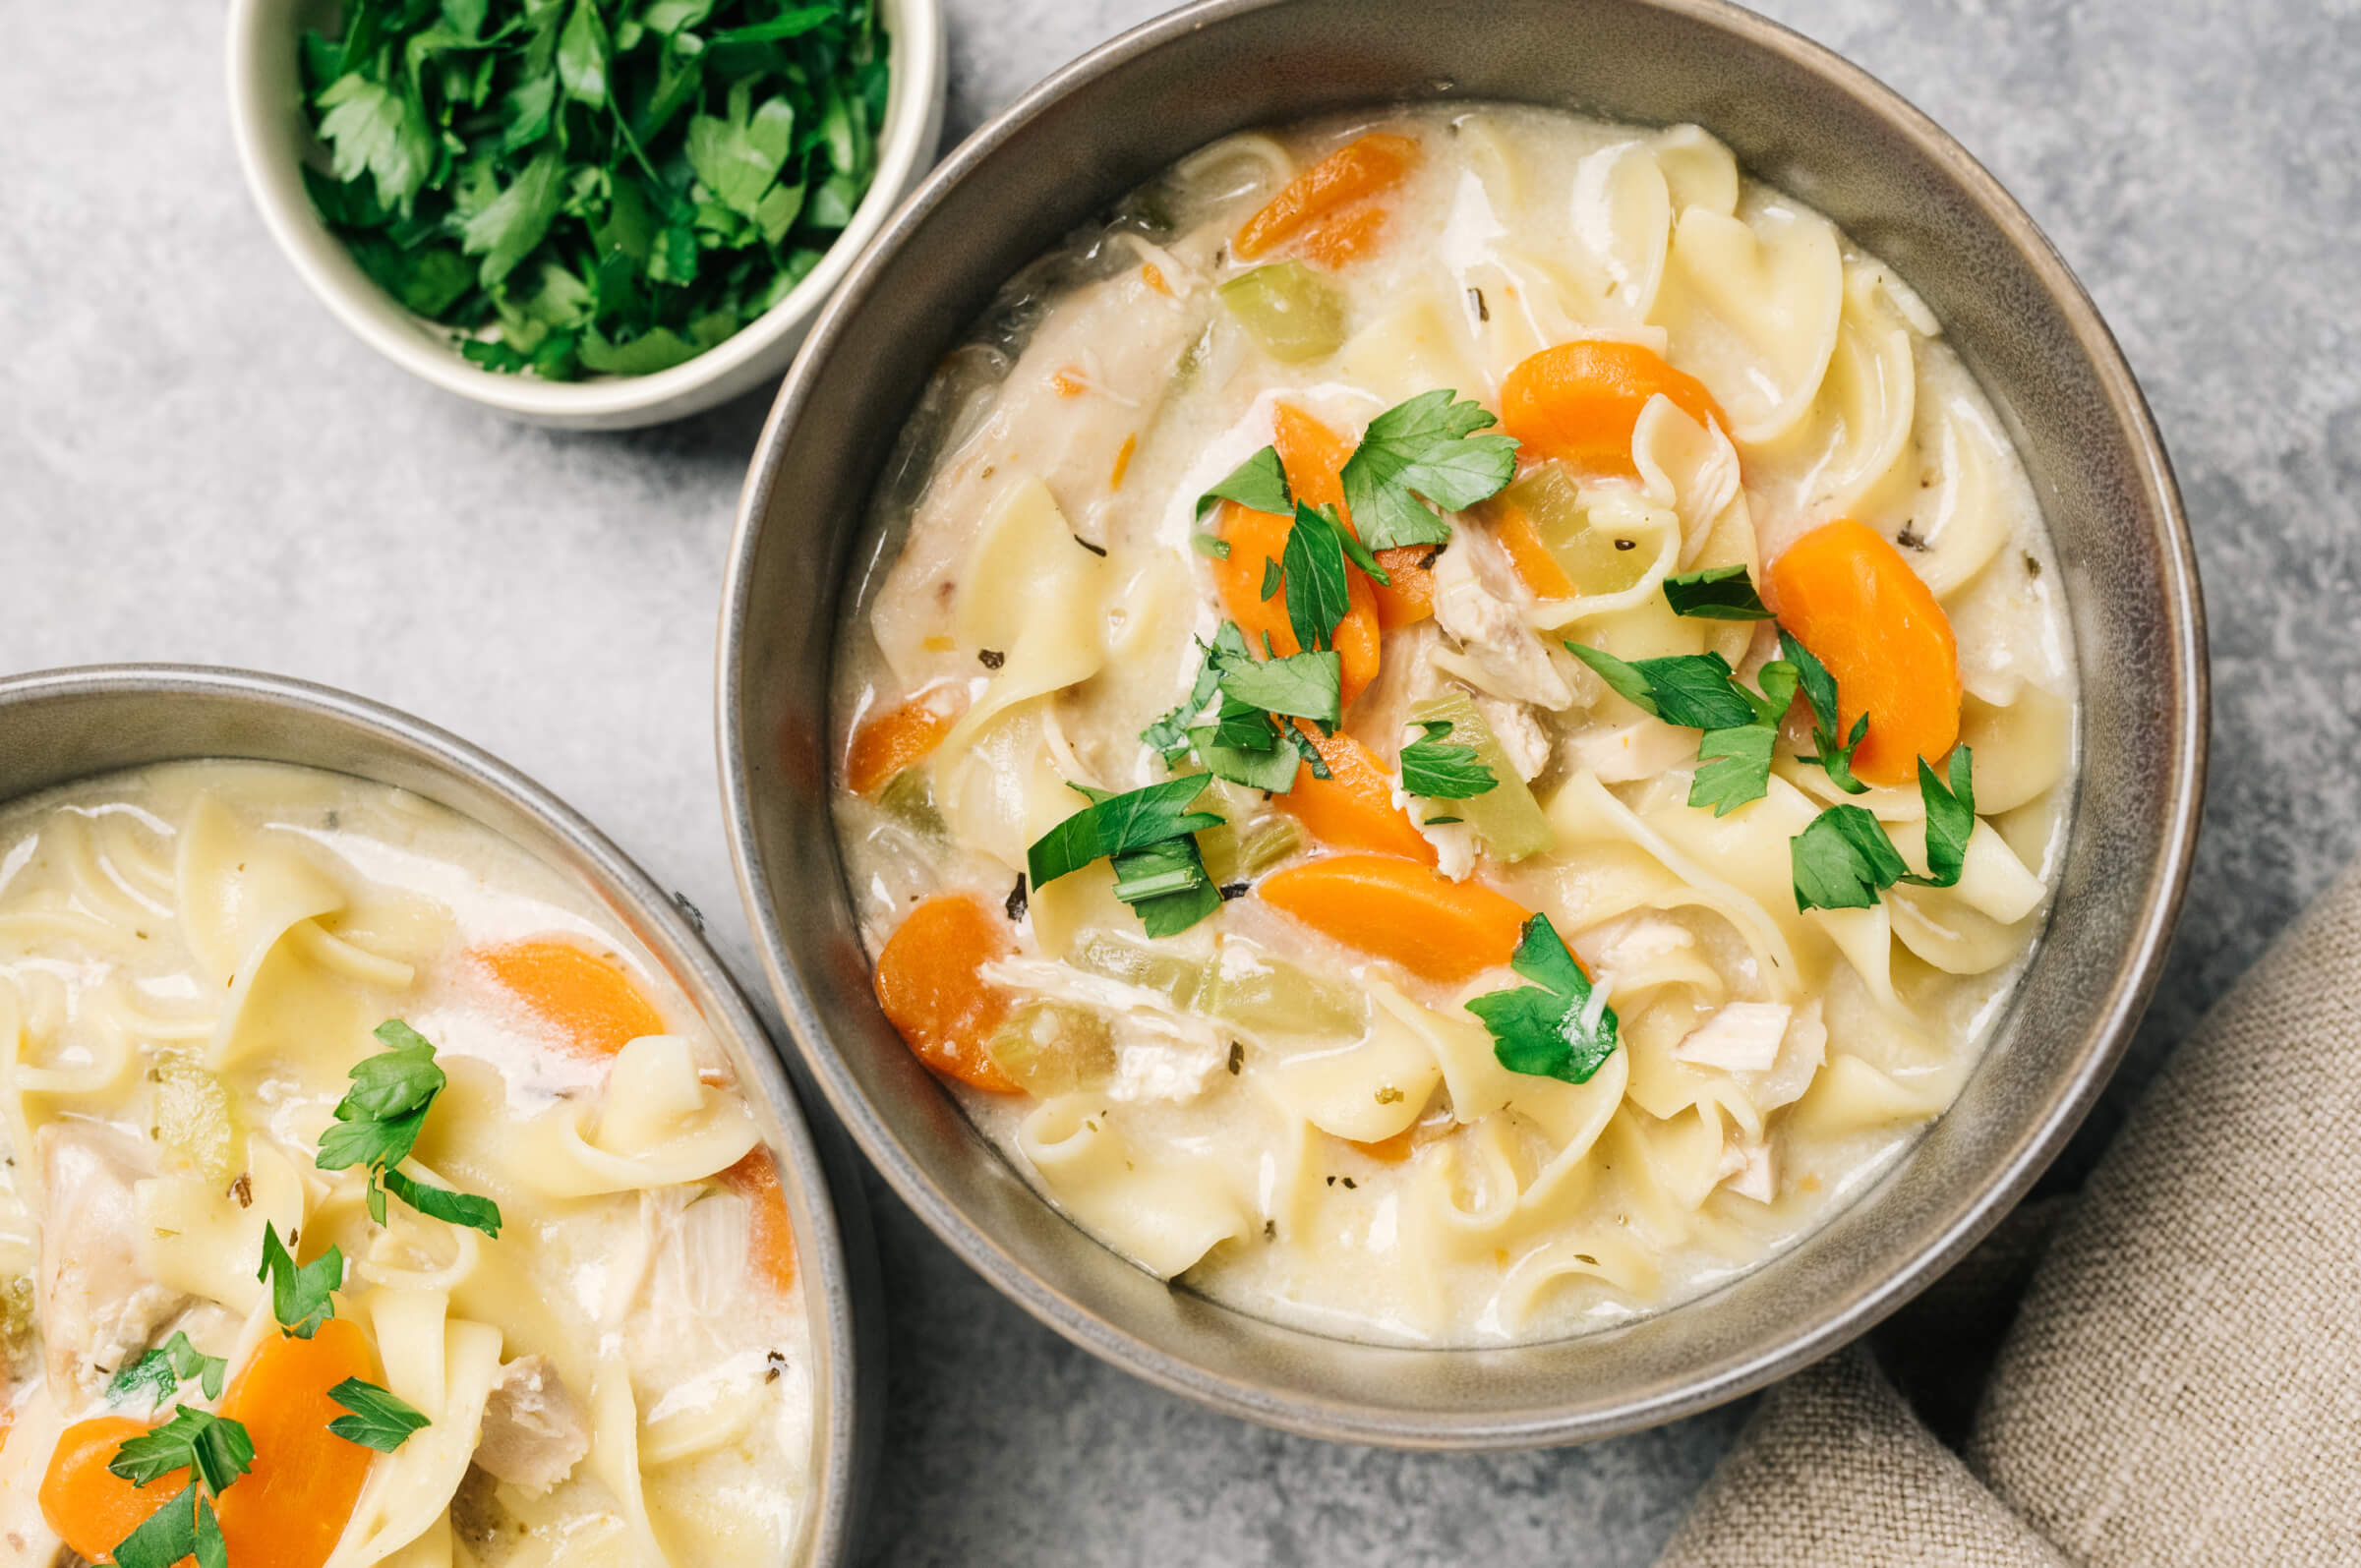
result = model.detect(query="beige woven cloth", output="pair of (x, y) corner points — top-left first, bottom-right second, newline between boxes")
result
(1657, 863), (2361, 1567)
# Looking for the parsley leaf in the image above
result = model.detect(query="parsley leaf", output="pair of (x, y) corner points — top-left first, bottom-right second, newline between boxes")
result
(313, 1021), (502, 1238)
(314, 75), (435, 214)
(326, 1378), (434, 1453)
(1781, 631), (1870, 793)
(1191, 533), (1231, 560)
(1196, 445), (1291, 518)
(1464, 914), (1620, 1084)
(1562, 644), (1760, 731)
(257, 1222), (343, 1340)
(1217, 648), (1342, 725)
(1339, 391), (1520, 550)
(1663, 564), (1773, 619)
(110, 1486), (212, 1568)
(109, 1332), (227, 1405)
(1281, 723), (1333, 780)
(1689, 724), (1778, 816)
(1140, 626), (1247, 763)
(1109, 836), (1223, 938)
(1399, 721), (1498, 800)
(1027, 777), (1224, 891)
(1908, 747), (1976, 889)
(1790, 804), (1913, 910)
(1280, 502), (1357, 653)
(110, 1406), (255, 1496)
(1188, 703), (1300, 793)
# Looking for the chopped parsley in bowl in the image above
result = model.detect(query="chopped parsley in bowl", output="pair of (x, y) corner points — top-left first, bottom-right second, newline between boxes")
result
(296, 0), (891, 381)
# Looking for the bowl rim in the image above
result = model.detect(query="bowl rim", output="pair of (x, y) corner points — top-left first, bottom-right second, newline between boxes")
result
(717, 0), (2208, 1445)
(222, 0), (946, 425)
(0, 662), (878, 1556)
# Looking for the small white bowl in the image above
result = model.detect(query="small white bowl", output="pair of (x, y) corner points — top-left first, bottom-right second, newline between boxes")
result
(225, 0), (945, 430)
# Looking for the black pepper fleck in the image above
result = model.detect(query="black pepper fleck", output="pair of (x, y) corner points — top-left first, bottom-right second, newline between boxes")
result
(1225, 1041), (1244, 1074)
(1073, 535), (1108, 557)
(978, 648), (1006, 669)
(765, 1349), (788, 1383)
(2024, 552), (2042, 578)
(1614, 538), (1636, 552)
(1895, 525), (1928, 551)
(1005, 875), (1028, 922)
(1467, 286), (1489, 322)
(1340, 1177), (1357, 1190)
(230, 1173), (253, 1208)
(1218, 881), (1248, 900)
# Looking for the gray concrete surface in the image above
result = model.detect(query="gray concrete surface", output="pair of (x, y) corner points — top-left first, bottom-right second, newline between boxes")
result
(4, 1), (2356, 1563)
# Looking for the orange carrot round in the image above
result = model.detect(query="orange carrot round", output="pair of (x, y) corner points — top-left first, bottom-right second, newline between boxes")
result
(1258, 854), (1529, 983)
(214, 1318), (378, 1568)
(1210, 405), (1383, 708)
(1234, 133), (1421, 264)
(42, 1416), (186, 1563)
(873, 896), (1022, 1093)
(720, 1148), (799, 1296)
(1279, 727), (1435, 865)
(1766, 519), (1962, 787)
(846, 693), (959, 797)
(476, 939), (669, 1059)
(1500, 341), (1727, 476)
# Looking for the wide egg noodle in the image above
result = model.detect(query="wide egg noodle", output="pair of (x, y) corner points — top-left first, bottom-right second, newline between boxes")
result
(1015, 1094), (1258, 1279)
(325, 1289), (503, 1568)
(1650, 197), (1845, 446)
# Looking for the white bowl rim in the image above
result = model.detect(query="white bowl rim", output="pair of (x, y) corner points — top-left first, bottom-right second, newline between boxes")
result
(223, 0), (946, 423)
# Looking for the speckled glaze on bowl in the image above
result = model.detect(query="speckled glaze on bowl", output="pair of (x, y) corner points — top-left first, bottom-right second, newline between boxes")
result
(225, 0), (945, 431)
(718, 0), (2207, 1447)
(0, 666), (882, 1558)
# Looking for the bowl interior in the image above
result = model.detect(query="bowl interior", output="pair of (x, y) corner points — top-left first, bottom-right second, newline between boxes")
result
(0, 667), (877, 1556)
(722, 0), (2204, 1445)
(225, 0), (945, 430)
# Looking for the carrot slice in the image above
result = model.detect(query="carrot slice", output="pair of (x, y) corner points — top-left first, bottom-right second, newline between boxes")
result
(1499, 340), (1728, 476)
(873, 896), (1021, 1093)
(1210, 405), (1382, 708)
(42, 1415), (187, 1562)
(214, 1318), (378, 1568)
(476, 939), (669, 1059)
(1258, 854), (1528, 983)
(1234, 133), (1421, 264)
(720, 1147), (799, 1296)
(1370, 546), (1436, 628)
(1291, 203), (1388, 268)
(1278, 726), (1435, 865)
(846, 693), (957, 797)
(1765, 519), (1962, 787)
(1492, 498), (1576, 599)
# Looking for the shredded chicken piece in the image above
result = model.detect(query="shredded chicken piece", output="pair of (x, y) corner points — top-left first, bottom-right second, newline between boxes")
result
(473, 1355), (591, 1495)
(869, 241), (1206, 689)
(1474, 695), (1550, 781)
(1430, 530), (1575, 709)
(1718, 1140), (1778, 1204)
(36, 1124), (188, 1399)
(1735, 999), (1827, 1114)
(1675, 1002), (1794, 1074)
(1397, 787), (1479, 882)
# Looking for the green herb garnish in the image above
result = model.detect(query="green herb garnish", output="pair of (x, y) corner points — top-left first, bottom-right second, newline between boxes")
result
(1789, 747), (1977, 910)
(1216, 648), (1342, 725)
(1196, 445), (1291, 518)
(109, 1332), (228, 1405)
(298, 0), (891, 381)
(1465, 914), (1620, 1084)
(326, 1378), (434, 1453)
(1562, 644), (1760, 732)
(1028, 779), (1226, 937)
(1339, 390), (1520, 550)
(1782, 630), (1870, 793)
(315, 1020), (503, 1238)
(1663, 564), (1774, 619)
(106, 1402), (255, 1568)
(257, 1222), (344, 1340)
(1398, 720), (1498, 800)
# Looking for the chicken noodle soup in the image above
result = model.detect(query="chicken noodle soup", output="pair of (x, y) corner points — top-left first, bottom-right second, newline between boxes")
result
(0, 762), (816, 1565)
(833, 105), (2076, 1346)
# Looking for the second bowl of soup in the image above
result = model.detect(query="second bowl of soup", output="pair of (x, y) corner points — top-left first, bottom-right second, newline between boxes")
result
(722, 0), (2202, 1444)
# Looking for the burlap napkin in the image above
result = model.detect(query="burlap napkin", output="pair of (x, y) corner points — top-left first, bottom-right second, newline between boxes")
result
(1657, 863), (2361, 1567)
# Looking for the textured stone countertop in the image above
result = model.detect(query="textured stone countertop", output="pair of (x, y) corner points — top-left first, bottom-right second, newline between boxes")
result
(5, 1), (2356, 1563)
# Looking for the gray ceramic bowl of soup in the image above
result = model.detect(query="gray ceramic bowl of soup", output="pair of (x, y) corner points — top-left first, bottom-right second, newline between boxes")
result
(0, 665), (879, 1559)
(718, 0), (2205, 1446)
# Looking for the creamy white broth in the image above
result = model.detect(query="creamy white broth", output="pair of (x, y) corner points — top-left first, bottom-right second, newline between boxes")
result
(833, 104), (2076, 1347)
(0, 761), (815, 1566)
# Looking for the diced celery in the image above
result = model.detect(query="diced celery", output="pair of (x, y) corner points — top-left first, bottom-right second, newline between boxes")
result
(1410, 691), (1556, 861)
(1233, 817), (1303, 878)
(1070, 932), (1210, 1009)
(152, 1060), (239, 1186)
(1216, 263), (1346, 364)
(1204, 946), (1365, 1039)
(1197, 823), (1242, 886)
(877, 767), (946, 838)
(0, 1273), (30, 1366)
(986, 1004), (1115, 1096)
(1504, 463), (1654, 595)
